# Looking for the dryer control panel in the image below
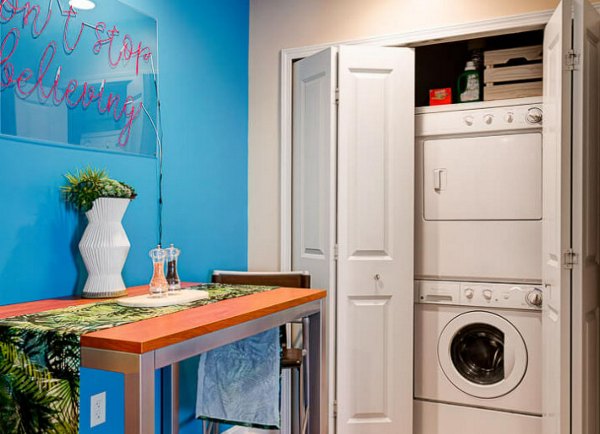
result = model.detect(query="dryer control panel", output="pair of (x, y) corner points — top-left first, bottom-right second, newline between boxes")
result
(415, 99), (543, 136)
(416, 280), (543, 310)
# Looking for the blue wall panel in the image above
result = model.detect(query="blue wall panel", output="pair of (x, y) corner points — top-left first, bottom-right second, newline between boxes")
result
(0, 142), (158, 305)
(0, 0), (249, 432)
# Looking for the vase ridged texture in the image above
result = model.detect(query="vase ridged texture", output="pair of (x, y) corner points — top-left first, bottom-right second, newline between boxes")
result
(79, 197), (131, 298)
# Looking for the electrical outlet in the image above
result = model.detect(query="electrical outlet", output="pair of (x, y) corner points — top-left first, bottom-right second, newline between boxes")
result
(90, 391), (106, 428)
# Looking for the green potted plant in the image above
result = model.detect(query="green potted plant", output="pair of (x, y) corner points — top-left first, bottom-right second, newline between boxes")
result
(62, 168), (137, 298)
(62, 167), (137, 211)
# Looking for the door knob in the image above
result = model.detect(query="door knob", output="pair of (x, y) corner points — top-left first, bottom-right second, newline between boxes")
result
(374, 274), (381, 281)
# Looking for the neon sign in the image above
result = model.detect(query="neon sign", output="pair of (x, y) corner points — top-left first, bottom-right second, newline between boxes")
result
(0, 0), (158, 155)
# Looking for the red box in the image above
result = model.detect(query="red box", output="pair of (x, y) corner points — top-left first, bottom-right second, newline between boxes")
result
(429, 88), (452, 105)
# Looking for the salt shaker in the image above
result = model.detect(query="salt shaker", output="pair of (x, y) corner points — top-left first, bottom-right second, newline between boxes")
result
(149, 245), (168, 297)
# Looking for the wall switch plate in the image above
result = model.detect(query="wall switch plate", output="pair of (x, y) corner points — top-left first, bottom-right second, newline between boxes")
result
(90, 391), (106, 428)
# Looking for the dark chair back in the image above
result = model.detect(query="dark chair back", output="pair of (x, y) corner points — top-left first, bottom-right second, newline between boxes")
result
(211, 271), (311, 289)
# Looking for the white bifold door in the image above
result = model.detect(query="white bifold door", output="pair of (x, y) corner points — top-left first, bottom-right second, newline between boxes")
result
(292, 46), (415, 434)
(292, 47), (338, 432)
(543, 1), (600, 433)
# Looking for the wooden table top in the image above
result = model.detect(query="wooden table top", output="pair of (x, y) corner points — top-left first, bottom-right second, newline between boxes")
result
(0, 284), (326, 354)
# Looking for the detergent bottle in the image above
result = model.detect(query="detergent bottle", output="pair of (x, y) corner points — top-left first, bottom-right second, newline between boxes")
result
(457, 61), (480, 103)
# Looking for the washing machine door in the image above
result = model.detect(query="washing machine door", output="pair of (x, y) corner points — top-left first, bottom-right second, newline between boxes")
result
(437, 311), (528, 399)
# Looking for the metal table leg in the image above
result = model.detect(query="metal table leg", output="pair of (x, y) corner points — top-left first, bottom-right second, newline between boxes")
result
(162, 363), (180, 434)
(307, 299), (327, 434)
(124, 352), (155, 434)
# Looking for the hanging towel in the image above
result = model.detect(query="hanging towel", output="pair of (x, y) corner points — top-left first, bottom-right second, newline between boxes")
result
(196, 328), (281, 429)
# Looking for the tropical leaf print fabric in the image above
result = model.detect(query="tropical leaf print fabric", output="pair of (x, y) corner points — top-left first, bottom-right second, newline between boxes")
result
(0, 284), (276, 433)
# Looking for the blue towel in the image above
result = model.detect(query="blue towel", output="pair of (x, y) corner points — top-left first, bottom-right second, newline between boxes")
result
(196, 328), (281, 429)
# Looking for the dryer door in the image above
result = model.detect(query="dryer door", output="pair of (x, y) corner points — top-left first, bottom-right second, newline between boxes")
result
(438, 311), (527, 399)
(423, 133), (542, 221)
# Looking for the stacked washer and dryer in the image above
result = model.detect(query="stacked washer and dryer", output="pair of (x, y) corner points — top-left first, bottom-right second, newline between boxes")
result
(413, 98), (545, 434)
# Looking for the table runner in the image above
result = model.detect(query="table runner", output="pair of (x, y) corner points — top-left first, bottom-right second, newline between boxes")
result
(0, 284), (277, 434)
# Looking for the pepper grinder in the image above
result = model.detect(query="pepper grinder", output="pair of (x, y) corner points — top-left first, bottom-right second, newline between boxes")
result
(165, 243), (181, 293)
(149, 244), (168, 297)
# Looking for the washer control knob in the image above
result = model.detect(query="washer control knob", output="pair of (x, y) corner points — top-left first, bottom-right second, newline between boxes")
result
(526, 288), (543, 307)
(483, 114), (494, 125)
(464, 115), (474, 126)
(483, 289), (493, 300)
(526, 107), (543, 124)
(464, 288), (474, 299)
(505, 112), (514, 123)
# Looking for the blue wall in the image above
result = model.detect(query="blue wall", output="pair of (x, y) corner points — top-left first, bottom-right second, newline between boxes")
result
(0, 0), (249, 432)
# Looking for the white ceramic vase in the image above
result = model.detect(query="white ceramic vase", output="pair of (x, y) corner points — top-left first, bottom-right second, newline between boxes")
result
(79, 197), (131, 298)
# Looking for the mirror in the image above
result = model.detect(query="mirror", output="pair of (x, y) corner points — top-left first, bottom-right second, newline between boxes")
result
(0, 0), (158, 156)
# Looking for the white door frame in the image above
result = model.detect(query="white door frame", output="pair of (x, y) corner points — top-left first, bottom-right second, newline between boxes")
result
(279, 10), (553, 434)
(278, 6), (598, 434)
(279, 9), (565, 270)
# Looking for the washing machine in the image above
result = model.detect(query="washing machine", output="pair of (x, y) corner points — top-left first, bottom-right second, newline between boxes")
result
(414, 280), (543, 434)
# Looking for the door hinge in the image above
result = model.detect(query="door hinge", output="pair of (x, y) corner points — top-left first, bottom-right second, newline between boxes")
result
(333, 244), (339, 260)
(333, 400), (338, 418)
(563, 248), (579, 269)
(335, 88), (340, 105)
(565, 49), (581, 71)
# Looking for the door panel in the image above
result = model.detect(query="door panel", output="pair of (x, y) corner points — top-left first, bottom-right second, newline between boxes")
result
(348, 296), (391, 417)
(291, 47), (337, 432)
(346, 70), (391, 257)
(542, 2), (573, 434)
(337, 45), (415, 434)
(292, 47), (337, 289)
(572, 1), (600, 432)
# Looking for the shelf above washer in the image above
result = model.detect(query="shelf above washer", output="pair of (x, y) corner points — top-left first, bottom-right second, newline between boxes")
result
(415, 96), (542, 115)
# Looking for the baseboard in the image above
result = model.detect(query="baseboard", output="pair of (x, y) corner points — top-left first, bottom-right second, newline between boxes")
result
(223, 427), (277, 434)
(222, 427), (245, 434)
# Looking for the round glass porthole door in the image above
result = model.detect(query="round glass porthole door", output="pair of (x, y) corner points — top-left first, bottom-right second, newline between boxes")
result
(438, 311), (528, 399)
(450, 323), (505, 385)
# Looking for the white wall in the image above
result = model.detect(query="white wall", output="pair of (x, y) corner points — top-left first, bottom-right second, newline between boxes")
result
(248, 0), (560, 270)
